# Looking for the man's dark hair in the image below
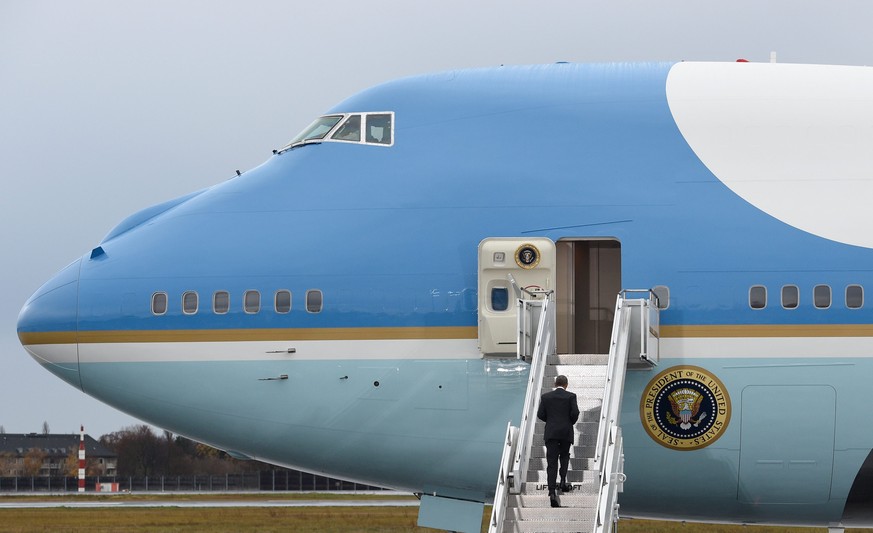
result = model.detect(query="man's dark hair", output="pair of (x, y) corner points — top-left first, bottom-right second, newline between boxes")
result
(555, 375), (568, 388)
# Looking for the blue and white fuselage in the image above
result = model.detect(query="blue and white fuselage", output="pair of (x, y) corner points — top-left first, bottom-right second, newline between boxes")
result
(18, 61), (873, 527)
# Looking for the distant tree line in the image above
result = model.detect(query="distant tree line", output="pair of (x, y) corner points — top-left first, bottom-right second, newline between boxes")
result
(99, 424), (270, 478)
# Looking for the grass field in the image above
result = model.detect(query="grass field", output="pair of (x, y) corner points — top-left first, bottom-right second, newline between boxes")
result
(0, 494), (869, 532)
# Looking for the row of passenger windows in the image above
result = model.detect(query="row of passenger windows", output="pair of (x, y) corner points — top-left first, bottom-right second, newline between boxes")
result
(749, 284), (864, 310)
(151, 290), (323, 316)
(152, 284), (864, 316)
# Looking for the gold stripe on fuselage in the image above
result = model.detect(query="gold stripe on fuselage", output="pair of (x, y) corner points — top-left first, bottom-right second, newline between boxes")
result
(660, 324), (873, 338)
(19, 323), (873, 346)
(17, 331), (78, 345)
(19, 326), (479, 345)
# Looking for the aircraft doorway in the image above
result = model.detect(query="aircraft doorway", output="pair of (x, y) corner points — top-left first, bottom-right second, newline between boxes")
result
(556, 240), (621, 355)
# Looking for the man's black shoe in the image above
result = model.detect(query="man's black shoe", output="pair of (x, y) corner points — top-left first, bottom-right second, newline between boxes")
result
(559, 483), (574, 493)
(550, 495), (560, 508)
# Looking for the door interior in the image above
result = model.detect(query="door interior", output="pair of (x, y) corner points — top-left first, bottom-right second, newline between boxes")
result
(555, 239), (622, 355)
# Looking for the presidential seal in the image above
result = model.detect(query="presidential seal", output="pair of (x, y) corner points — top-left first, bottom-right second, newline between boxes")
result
(639, 365), (731, 451)
(515, 243), (541, 269)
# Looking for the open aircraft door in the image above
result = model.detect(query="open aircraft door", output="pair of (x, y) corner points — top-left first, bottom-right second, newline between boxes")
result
(478, 238), (555, 356)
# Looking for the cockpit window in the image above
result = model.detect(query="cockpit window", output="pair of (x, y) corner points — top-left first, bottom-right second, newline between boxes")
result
(331, 115), (361, 142)
(366, 114), (392, 144)
(281, 112), (394, 152)
(286, 115), (343, 146)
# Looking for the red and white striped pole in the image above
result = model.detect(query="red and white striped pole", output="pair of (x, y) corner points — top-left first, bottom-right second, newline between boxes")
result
(78, 424), (85, 493)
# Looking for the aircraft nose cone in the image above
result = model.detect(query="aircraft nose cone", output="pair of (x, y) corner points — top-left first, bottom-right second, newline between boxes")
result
(17, 258), (82, 390)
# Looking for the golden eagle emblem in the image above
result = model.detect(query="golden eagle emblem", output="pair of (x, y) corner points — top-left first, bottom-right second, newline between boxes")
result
(666, 388), (706, 430)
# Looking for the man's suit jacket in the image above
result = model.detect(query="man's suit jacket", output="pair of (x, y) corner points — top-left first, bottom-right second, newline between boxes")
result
(537, 387), (581, 443)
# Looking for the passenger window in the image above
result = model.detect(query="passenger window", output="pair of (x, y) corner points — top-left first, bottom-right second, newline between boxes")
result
(491, 287), (509, 311)
(814, 285), (831, 309)
(275, 290), (292, 313)
(151, 292), (168, 315)
(331, 115), (361, 142)
(846, 285), (864, 309)
(182, 291), (198, 315)
(306, 290), (323, 313)
(652, 285), (670, 310)
(365, 113), (393, 145)
(244, 290), (260, 314)
(781, 285), (799, 309)
(213, 291), (230, 314)
(749, 286), (766, 309)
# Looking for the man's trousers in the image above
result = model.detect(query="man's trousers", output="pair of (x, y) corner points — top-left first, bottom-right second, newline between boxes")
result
(545, 438), (571, 493)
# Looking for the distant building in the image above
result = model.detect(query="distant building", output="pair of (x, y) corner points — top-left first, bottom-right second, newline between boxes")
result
(0, 433), (117, 477)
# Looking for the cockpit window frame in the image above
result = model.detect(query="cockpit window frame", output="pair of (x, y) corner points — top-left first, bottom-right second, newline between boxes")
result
(365, 113), (393, 145)
(279, 112), (395, 152)
(284, 115), (344, 148)
(330, 114), (362, 143)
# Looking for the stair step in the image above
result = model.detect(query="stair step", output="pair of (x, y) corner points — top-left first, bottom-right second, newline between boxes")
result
(529, 445), (595, 459)
(526, 469), (599, 484)
(503, 517), (595, 533)
(542, 378), (606, 390)
(521, 479), (600, 495)
(541, 378), (607, 391)
(527, 457), (593, 471)
(540, 389), (606, 405)
(548, 354), (609, 365)
(507, 493), (598, 509)
(581, 410), (602, 423)
(527, 409), (598, 424)
(533, 432), (597, 447)
(534, 420), (600, 433)
(507, 507), (593, 521)
(543, 365), (607, 378)
(507, 505), (598, 522)
(536, 396), (601, 412)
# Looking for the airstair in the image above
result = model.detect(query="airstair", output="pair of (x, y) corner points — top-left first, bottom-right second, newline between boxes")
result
(489, 290), (660, 533)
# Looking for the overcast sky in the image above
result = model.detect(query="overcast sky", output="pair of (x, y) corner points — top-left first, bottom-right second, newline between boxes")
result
(2, 0), (871, 438)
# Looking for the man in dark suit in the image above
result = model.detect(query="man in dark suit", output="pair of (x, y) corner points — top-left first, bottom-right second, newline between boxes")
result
(537, 374), (580, 507)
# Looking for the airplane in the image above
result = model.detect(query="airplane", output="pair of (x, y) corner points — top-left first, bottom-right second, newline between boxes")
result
(16, 60), (873, 532)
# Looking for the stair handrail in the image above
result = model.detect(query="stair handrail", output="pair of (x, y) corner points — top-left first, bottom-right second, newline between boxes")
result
(510, 296), (555, 494)
(593, 295), (632, 471)
(487, 422), (517, 533)
(591, 294), (632, 531)
(595, 425), (625, 533)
